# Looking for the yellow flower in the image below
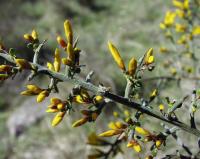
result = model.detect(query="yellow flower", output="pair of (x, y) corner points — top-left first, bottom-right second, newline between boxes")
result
(54, 48), (61, 72)
(93, 95), (104, 104)
(176, 9), (185, 18)
(67, 43), (75, 62)
(164, 11), (176, 27)
(23, 34), (34, 42)
(108, 122), (118, 130)
(177, 35), (187, 44)
(128, 57), (137, 76)
(113, 111), (119, 117)
(135, 126), (150, 136)
(31, 29), (38, 40)
(98, 129), (123, 137)
(26, 84), (42, 94)
(127, 140), (142, 153)
(50, 97), (62, 105)
(150, 89), (157, 99)
(192, 26), (200, 36)
(51, 111), (66, 127)
(144, 48), (154, 65)
(72, 117), (88, 127)
(108, 41), (126, 71)
(175, 23), (187, 32)
(47, 62), (54, 71)
(155, 139), (162, 148)
(159, 47), (169, 53)
(64, 20), (73, 44)
(159, 104), (165, 111)
(173, 0), (184, 9)
(37, 90), (49, 103)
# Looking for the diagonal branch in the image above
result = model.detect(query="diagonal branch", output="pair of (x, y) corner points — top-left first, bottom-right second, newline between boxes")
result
(1, 53), (200, 137)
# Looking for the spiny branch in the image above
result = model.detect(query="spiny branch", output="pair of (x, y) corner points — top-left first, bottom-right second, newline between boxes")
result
(1, 52), (200, 137)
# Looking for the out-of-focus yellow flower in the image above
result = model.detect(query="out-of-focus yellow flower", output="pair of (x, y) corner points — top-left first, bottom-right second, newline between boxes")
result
(175, 23), (187, 32)
(192, 26), (200, 36)
(177, 35), (187, 44)
(170, 68), (177, 75)
(51, 111), (66, 127)
(163, 11), (176, 27)
(159, 47), (169, 53)
(124, 109), (130, 117)
(155, 139), (163, 148)
(144, 48), (154, 65)
(113, 111), (119, 117)
(173, 0), (184, 9)
(98, 129), (123, 137)
(72, 117), (88, 127)
(135, 126), (151, 136)
(108, 41), (126, 71)
(176, 9), (185, 18)
(150, 89), (157, 99)
(128, 57), (137, 76)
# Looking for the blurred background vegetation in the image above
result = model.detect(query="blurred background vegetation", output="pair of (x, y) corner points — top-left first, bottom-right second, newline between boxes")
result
(0, 0), (181, 158)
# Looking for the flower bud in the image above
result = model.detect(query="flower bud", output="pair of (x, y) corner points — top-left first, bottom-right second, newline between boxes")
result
(144, 48), (154, 65)
(128, 57), (137, 76)
(98, 129), (123, 137)
(24, 34), (34, 42)
(64, 20), (73, 44)
(51, 111), (66, 127)
(72, 117), (88, 127)
(31, 29), (38, 40)
(135, 126), (150, 136)
(37, 90), (49, 103)
(108, 41), (126, 71)
(54, 48), (61, 72)
(26, 84), (42, 94)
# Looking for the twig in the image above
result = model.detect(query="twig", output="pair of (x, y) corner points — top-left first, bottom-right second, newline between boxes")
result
(1, 53), (200, 137)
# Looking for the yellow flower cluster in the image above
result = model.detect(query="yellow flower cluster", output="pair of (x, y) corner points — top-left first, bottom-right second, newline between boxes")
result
(99, 121), (126, 137)
(57, 20), (81, 68)
(24, 29), (38, 43)
(108, 41), (154, 77)
(21, 84), (49, 103)
(47, 48), (61, 72)
(46, 98), (67, 126)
